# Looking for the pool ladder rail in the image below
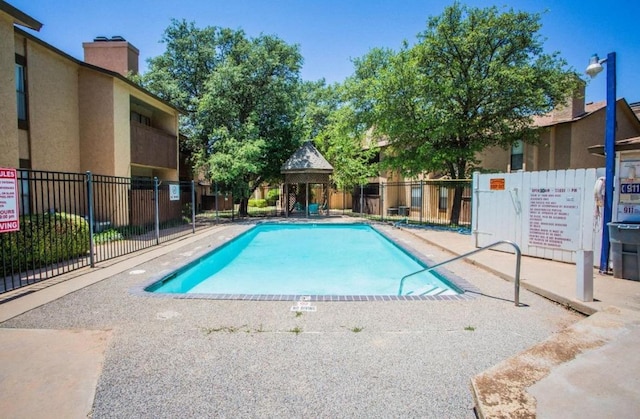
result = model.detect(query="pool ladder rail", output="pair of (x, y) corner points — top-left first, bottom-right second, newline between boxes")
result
(398, 240), (522, 307)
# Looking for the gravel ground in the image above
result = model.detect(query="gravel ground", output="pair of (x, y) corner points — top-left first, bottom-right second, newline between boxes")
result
(1, 224), (583, 418)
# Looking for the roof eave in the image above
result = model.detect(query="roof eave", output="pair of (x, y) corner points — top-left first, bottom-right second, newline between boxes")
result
(588, 136), (640, 157)
(13, 27), (185, 115)
(281, 169), (333, 174)
(0, 1), (43, 31)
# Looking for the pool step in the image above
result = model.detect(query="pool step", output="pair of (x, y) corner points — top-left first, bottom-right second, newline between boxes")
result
(405, 286), (448, 296)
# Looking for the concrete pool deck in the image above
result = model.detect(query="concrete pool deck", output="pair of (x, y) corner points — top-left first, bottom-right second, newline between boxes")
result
(0, 219), (639, 417)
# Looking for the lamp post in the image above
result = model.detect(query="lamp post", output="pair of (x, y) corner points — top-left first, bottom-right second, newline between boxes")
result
(586, 52), (616, 273)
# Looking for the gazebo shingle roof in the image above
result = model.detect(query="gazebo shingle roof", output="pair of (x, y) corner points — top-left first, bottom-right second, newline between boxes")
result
(281, 141), (333, 173)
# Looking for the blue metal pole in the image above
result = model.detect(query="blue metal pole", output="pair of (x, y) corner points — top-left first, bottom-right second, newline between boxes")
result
(600, 52), (616, 273)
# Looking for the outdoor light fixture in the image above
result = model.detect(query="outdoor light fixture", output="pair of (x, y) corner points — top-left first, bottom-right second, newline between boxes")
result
(585, 52), (616, 273)
(585, 54), (605, 78)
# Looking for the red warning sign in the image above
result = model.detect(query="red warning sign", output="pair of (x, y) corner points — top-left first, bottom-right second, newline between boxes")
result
(0, 168), (20, 233)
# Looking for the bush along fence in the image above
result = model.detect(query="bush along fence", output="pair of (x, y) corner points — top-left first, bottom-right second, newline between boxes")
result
(352, 180), (472, 229)
(1, 169), (197, 295)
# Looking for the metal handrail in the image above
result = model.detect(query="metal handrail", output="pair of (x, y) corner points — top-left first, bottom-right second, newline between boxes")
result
(398, 240), (522, 306)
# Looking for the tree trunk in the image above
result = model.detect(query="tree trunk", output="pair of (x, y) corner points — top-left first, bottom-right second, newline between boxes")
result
(448, 158), (466, 226)
(238, 197), (249, 217)
(449, 185), (463, 226)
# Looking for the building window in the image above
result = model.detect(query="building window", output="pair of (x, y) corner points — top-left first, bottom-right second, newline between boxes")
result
(131, 111), (151, 126)
(438, 187), (448, 212)
(16, 55), (27, 129)
(361, 183), (379, 196)
(131, 177), (155, 190)
(510, 140), (524, 171)
(411, 185), (421, 209)
(18, 160), (31, 215)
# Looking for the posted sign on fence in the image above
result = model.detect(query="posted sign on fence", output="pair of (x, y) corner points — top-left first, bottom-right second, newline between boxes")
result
(0, 168), (19, 233)
(528, 187), (581, 251)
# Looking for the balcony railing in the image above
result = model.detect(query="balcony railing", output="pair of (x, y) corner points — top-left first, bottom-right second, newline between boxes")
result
(130, 121), (177, 169)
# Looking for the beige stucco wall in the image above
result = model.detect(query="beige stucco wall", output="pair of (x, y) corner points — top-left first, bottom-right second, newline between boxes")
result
(0, 13), (19, 168)
(477, 101), (640, 173)
(25, 36), (82, 172)
(18, 130), (29, 160)
(113, 80), (131, 178)
(130, 89), (180, 180)
(614, 104), (640, 142)
(5, 24), (180, 181)
(476, 145), (510, 172)
(569, 103), (640, 170)
(78, 69), (115, 175)
(569, 114), (604, 169)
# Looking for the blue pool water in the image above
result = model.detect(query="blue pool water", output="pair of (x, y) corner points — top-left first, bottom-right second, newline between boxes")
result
(147, 223), (461, 296)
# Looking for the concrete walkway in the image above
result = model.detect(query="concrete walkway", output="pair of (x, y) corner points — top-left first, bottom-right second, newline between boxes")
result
(401, 226), (640, 418)
(0, 224), (247, 418)
(1, 220), (639, 417)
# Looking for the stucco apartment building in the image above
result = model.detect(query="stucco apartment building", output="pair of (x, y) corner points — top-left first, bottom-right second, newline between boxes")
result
(477, 85), (640, 173)
(0, 1), (181, 180)
(360, 84), (640, 223)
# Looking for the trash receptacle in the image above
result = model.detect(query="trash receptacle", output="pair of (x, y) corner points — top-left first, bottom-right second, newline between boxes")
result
(608, 222), (640, 281)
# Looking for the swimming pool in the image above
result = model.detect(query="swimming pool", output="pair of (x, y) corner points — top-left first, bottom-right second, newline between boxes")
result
(145, 223), (465, 300)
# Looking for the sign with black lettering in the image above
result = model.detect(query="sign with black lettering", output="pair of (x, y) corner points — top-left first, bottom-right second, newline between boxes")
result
(0, 168), (19, 233)
(528, 187), (581, 250)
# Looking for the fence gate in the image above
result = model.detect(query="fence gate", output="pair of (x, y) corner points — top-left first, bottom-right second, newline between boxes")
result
(473, 169), (604, 266)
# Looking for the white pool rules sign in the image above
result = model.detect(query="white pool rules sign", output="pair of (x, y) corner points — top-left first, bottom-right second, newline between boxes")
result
(169, 184), (180, 201)
(0, 168), (20, 233)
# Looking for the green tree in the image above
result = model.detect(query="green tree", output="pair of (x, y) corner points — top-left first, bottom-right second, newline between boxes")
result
(138, 19), (247, 158)
(137, 21), (304, 216)
(357, 3), (578, 224)
(312, 80), (379, 191)
(299, 73), (381, 192)
(198, 34), (304, 215)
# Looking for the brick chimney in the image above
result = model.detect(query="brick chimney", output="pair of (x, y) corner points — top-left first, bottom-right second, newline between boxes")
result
(551, 80), (586, 122)
(83, 36), (139, 76)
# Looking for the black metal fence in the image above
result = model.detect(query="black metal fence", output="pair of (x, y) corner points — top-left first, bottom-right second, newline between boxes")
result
(1, 170), (197, 294)
(352, 180), (472, 227)
(1, 171), (473, 296)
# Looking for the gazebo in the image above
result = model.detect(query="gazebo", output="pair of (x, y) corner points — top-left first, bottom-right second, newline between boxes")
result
(281, 141), (333, 217)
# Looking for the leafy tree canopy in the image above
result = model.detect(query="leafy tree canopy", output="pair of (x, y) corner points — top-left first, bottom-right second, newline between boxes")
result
(138, 20), (304, 213)
(304, 75), (381, 190)
(355, 2), (579, 181)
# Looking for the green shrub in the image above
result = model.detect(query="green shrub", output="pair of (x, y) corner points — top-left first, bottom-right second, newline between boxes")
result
(248, 198), (268, 208)
(94, 228), (123, 244)
(1, 212), (90, 274)
(266, 189), (280, 206)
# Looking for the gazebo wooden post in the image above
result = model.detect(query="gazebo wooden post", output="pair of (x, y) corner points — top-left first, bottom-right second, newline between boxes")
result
(323, 182), (328, 216)
(285, 180), (289, 218)
(305, 182), (309, 218)
(281, 141), (333, 219)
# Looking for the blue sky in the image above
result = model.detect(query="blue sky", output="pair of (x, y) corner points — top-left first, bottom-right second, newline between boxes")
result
(10, 0), (640, 104)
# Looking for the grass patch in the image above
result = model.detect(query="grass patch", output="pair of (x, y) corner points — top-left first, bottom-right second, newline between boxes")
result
(202, 325), (247, 334)
(288, 326), (303, 335)
(201, 324), (271, 335)
(464, 325), (476, 331)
